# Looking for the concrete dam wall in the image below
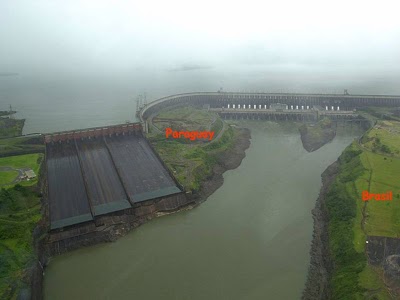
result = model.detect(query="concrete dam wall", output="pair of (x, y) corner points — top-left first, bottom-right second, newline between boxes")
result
(44, 123), (193, 254)
(139, 92), (400, 123)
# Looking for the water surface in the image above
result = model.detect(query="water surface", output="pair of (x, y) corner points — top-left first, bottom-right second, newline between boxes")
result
(44, 122), (363, 300)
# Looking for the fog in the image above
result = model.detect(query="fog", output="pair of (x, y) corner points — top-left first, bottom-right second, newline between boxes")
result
(2, 0), (400, 75)
(1, 0), (400, 133)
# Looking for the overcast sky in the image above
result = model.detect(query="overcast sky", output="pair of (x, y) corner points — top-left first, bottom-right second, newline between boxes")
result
(1, 0), (400, 75)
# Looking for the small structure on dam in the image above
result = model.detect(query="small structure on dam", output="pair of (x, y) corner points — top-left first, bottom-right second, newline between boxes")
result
(45, 123), (190, 238)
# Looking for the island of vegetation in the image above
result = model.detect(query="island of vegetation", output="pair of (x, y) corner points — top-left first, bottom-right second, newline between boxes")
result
(304, 117), (400, 299)
(299, 117), (336, 152)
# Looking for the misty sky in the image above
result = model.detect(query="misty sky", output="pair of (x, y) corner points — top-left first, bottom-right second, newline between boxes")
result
(1, 0), (400, 75)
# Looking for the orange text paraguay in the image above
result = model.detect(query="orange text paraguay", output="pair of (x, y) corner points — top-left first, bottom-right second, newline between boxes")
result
(362, 190), (393, 201)
(165, 128), (215, 141)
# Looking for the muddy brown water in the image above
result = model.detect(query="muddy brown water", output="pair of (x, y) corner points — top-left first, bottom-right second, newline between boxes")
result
(44, 122), (363, 300)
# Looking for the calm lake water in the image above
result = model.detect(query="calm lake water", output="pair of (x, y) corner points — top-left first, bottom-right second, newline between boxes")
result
(43, 122), (363, 300)
(1, 65), (400, 134)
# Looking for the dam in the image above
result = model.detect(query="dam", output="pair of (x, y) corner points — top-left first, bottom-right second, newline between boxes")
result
(138, 91), (400, 132)
(45, 123), (193, 254)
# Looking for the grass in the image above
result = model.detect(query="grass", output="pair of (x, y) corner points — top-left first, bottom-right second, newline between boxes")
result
(359, 107), (400, 122)
(362, 121), (400, 157)
(0, 136), (44, 157)
(153, 106), (221, 135)
(327, 120), (400, 298)
(361, 151), (400, 237)
(0, 154), (43, 187)
(150, 127), (235, 191)
(325, 144), (368, 298)
(0, 153), (43, 299)
(148, 107), (236, 192)
(0, 171), (19, 186)
(359, 121), (400, 237)
(0, 119), (25, 138)
(0, 184), (42, 299)
(358, 265), (392, 299)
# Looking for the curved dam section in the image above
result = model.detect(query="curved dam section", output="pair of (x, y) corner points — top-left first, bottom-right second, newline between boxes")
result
(139, 92), (400, 124)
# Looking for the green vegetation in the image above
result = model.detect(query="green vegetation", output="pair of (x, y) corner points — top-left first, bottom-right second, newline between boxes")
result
(326, 120), (400, 299)
(359, 107), (400, 122)
(299, 117), (335, 152)
(152, 106), (222, 137)
(0, 111), (44, 299)
(325, 144), (367, 298)
(0, 152), (43, 299)
(210, 118), (223, 136)
(361, 121), (400, 157)
(359, 124), (400, 237)
(0, 136), (44, 157)
(0, 154), (42, 173)
(0, 118), (25, 138)
(0, 170), (19, 186)
(148, 107), (236, 192)
(150, 127), (235, 191)
(0, 184), (42, 299)
(0, 154), (43, 187)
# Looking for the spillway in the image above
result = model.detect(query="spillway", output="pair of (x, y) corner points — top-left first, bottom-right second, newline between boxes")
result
(45, 123), (189, 236)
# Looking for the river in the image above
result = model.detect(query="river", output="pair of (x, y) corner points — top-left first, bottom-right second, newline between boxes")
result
(43, 121), (363, 299)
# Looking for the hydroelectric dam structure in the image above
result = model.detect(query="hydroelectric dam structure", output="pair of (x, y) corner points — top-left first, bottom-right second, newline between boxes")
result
(44, 122), (194, 254)
(138, 91), (400, 131)
(44, 91), (400, 253)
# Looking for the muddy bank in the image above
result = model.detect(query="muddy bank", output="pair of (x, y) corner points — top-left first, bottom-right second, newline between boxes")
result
(195, 127), (251, 203)
(302, 161), (338, 300)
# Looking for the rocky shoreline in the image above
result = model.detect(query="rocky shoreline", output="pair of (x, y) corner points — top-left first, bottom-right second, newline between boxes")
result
(302, 161), (339, 300)
(195, 127), (251, 203)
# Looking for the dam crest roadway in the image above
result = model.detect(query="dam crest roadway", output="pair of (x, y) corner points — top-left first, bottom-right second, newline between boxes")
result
(138, 91), (400, 130)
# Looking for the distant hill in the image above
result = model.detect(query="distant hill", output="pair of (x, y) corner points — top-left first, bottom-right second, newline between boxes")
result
(0, 72), (18, 77)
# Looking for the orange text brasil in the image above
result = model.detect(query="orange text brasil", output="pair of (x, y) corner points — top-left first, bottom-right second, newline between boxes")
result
(165, 128), (215, 141)
(362, 190), (393, 201)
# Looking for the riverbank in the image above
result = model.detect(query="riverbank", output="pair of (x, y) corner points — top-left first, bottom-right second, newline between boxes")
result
(303, 145), (368, 299)
(302, 161), (337, 299)
(304, 120), (400, 299)
(194, 127), (251, 203)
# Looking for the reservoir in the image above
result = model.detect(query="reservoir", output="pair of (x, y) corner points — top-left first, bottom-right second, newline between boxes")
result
(44, 121), (363, 300)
